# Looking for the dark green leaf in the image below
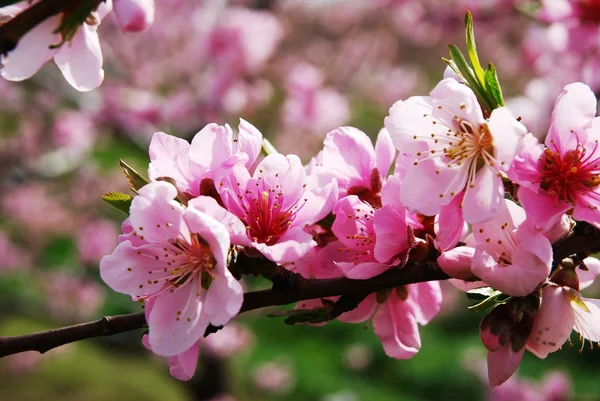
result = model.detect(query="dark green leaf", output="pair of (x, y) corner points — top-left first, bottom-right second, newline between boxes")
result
(268, 307), (331, 325)
(466, 286), (497, 301)
(102, 191), (133, 214)
(119, 159), (149, 194)
(52, 0), (103, 47)
(467, 288), (512, 312)
(484, 63), (505, 107)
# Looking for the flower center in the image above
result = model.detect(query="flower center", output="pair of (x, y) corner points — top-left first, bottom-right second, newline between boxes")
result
(166, 234), (216, 289)
(540, 147), (600, 204)
(243, 188), (305, 246)
(444, 120), (494, 171)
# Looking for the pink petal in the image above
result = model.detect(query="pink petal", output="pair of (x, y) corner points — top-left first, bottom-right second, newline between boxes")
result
(527, 286), (574, 359)
(254, 227), (316, 264)
(385, 96), (446, 157)
(99, 241), (168, 296)
(437, 246), (475, 280)
(293, 181), (338, 227)
(572, 195), (600, 228)
(507, 134), (544, 191)
(148, 132), (196, 195)
(332, 196), (375, 250)
(318, 126), (376, 192)
(400, 158), (467, 216)
(487, 344), (525, 387)
(254, 154), (306, 211)
(375, 128), (396, 178)
(374, 204), (410, 264)
(167, 341), (200, 381)
(1, 14), (60, 81)
(129, 182), (190, 245)
(338, 294), (377, 323)
(406, 281), (442, 325)
(462, 165), (504, 224)
(189, 124), (234, 173)
(54, 24), (104, 91)
(183, 207), (230, 271)
(430, 78), (485, 125)
(214, 155), (251, 218)
(578, 257), (600, 290)
(488, 107), (528, 169)
(336, 261), (391, 280)
(380, 174), (402, 206)
(547, 83), (597, 151)
(114, 0), (155, 32)
(573, 297), (600, 343)
(236, 119), (263, 168)
(373, 292), (421, 359)
(310, 241), (346, 280)
(435, 191), (466, 251)
(203, 272), (243, 326)
(187, 196), (250, 246)
(518, 186), (571, 233)
(148, 280), (211, 357)
(473, 229), (551, 297)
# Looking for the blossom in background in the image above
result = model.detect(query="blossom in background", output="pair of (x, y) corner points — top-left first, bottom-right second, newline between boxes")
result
(113, 0), (155, 32)
(512, 82), (600, 231)
(385, 77), (527, 223)
(0, 1), (112, 91)
(216, 153), (338, 264)
(148, 120), (262, 198)
(100, 181), (244, 356)
(77, 219), (119, 264)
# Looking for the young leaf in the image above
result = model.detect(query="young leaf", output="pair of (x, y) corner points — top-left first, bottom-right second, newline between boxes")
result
(484, 63), (505, 107)
(465, 11), (486, 87)
(448, 45), (494, 113)
(261, 137), (279, 156)
(102, 192), (133, 214)
(119, 159), (149, 194)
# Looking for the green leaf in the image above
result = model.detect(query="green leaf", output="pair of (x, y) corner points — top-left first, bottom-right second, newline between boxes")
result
(102, 191), (133, 214)
(52, 0), (103, 47)
(119, 159), (149, 194)
(464, 11), (486, 87)
(467, 288), (512, 312)
(466, 287), (498, 301)
(484, 63), (505, 107)
(448, 45), (494, 113)
(261, 137), (279, 156)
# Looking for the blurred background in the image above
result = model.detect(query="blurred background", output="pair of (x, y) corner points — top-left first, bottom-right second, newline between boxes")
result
(1, 0), (600, 400)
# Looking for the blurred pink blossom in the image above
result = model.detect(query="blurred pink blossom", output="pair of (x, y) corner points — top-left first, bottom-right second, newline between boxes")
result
(77, 219), (119, 264)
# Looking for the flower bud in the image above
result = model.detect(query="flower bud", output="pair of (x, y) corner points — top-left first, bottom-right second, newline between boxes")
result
(114, 0), (155, 32)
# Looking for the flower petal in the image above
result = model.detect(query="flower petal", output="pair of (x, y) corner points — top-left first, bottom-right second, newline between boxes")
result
(462, 165), (504, 224)
(487, 344), (525, 387)
(373, 292), (421, 359)
(54, 24), (104, 91)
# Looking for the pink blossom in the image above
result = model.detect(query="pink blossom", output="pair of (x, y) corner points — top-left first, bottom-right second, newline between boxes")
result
(385, 78), (527, 223)
(215, 153), (338, 264)
(45, 273), (105, 320)
(0, 1), (111, 91)
(484, 258), (600, 386)
(77, 219), (119, 264)
(253, 361), (295, 394)
(148, 120), (262, 198)
(471, 199), (553, 297)
(310, 126), (396, 206)
(114, 0), (155, 32)
(512, 82), (600, 231)
(100, 181), (244, 356)
(201, 322), (254, 358)
(281, 63), (350, 135)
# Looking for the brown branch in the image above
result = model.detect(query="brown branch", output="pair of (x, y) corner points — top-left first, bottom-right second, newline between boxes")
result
(1, 221), (599, 359)
(0, 261), (448, 358)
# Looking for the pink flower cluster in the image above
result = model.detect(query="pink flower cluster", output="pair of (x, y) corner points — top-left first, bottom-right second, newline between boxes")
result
(100, 74), (600, 386)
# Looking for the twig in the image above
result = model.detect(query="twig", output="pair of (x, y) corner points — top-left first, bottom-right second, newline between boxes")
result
(0, 261), (448, 358)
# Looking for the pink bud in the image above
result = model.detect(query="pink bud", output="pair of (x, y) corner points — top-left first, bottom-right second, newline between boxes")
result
(436, 246), (475, 280)
(114, 0), (155, 32)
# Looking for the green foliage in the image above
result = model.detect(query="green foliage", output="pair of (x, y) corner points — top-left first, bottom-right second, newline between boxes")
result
(101, 192), (132, 215)
(119, 159), (149, 194)
(446, 12), (506, 114)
